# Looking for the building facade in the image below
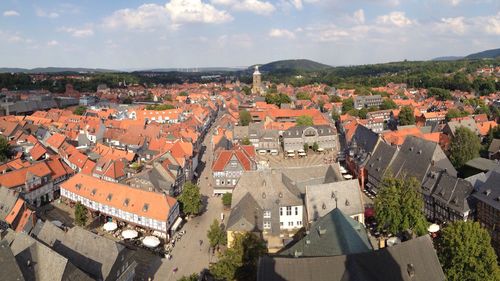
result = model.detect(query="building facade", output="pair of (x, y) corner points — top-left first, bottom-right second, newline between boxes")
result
(282, 125), (336, 152)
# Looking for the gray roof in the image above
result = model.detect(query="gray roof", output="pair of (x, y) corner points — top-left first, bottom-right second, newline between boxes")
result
(464, 172), (488, 190)
(34, 221), (134, 281)
(283, 125), (335, 138)
(473, 170), (500, 211)
(2, 229), (92, 281)
(0, 187), (20, 221)
(279, 208), (372, 257)
(0, 240), (25, 281)
(258, 235), (446, 281)
(365, 141), (398, 184)
(389, 136), (456, 183)
(305, 179), (363, 222)
(226, 193), (263, 232)
(432, 173), (474, 214)
(446, 119), (479, 136)
(233, 125), (249, 140)
(465, 157), (499, 172)
(351, 125), (379, 154)
(488, 139), (500, 153)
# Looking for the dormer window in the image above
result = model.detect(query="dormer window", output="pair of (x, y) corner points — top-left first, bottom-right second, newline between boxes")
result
(143, 203), (149, 212)
(107, 194), (113, 201)
(123, 198), (130, 207)
(75, 184), (81, 190)
(91, 189), (97, 196)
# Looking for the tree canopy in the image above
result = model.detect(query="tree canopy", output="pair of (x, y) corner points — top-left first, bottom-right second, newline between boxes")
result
(296, 92), (311, 100)
(374, 175), (428, 236)
(0, 136), (11, 162)
(210, 232), (267, 281)
(74, 202), (88, 227)
(178, 182), (202, 216)
(427, 87), (452, 101)
(445, 108), (468, 121)
(145, 104), (175, 110)
(73, 106), (87, 116)
(296, 115), (314, 126)
(380, 98), (398, 110)
(207, 219), (227, 249)
(342, 98), (354, 114)
(398, 106), (415, 126)
(178, 273), (199, 281)
(437, 221), (500, 281)
(449, 127), (481, 168)
(265, 93), (291, 106)
(239, 110), (252, 126)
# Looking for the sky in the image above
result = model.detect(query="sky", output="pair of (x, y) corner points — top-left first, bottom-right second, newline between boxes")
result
(0, 0), (499, 69)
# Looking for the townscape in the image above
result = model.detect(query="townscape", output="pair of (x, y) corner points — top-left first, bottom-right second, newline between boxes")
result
(1, 1), (500, 281)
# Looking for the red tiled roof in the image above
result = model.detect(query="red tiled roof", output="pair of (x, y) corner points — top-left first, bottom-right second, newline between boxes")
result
(4, 198), (24, 224)
(46, 133), (66, 150)
(30, 142), (48, 161)
(0, 162), (52, 188)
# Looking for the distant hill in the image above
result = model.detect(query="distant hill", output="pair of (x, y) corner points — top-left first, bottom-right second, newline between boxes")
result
(0, 67), (118, 74)
(431, 56), (464, 61)
(137, 67), (246, 73)
(251, 59), (332, 73)
(465, 48), (500, 60)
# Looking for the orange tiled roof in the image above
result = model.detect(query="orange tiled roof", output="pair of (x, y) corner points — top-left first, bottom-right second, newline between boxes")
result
(61, 173), (177, 222)
(4, 198), (24, 224)
(477, 121), (498, 136)
(0, 162), (52, 188)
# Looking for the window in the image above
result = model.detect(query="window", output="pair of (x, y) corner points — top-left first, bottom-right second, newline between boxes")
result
(297, 221), (302, 226)
(280, 222), (283, 226)
(288, 221), (293, 227)
(295, 207), (298, 216)
(286, 206), (292, 216)
(280, 208), (283, 216)
(263, 211), (271, 218)
(263, 221), (271, 229)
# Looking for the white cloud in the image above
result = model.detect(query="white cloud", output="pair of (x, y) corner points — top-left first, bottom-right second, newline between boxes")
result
(444, 0), (461, 6)
(438, 17), (466, 34)
(166, 0), (233, 24)
(103, 4), (169, 30)
(353, 9), (365, 24)
(268, 28), (295, 39)
(59, 27), (94, 38)
(3, 10), (20, 17)
(36, 9), (60, 19)
(212, 0), (275, 15)
(47, 40), (59, 46)
(484, 12), (500, 35)
(376, 11), (413, 27)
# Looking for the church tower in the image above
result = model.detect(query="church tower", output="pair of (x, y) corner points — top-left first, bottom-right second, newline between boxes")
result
(251, 65), (263, 95)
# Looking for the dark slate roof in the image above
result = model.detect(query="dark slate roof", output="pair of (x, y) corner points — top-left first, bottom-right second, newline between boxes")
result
(473, 170), (500, 211)
(279, 208), (372, 257)
(258, 235), (446, 281)
(432, 173), (474, 213)
(488, 139), (500, 153)
(365, 141), (397, 183)
(226, 193), (263, 232)
(283, 125), (335, 138)
(465, 157), (499, 172)
(0, 240), (25, 281)
(351, 125), (379, 154)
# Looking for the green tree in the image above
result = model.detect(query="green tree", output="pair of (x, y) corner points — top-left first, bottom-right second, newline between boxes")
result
(145, 104), (175, 110)
(239, 110), (252, 126)
(358, 108), (368, 119)
(449, 127), (481, 168)
(342, 98), (354, 113)
(207, 219), (227, 249)
(178, 182), (202, 216)
(331, 111), (340, 122)
(398, 106), (415, 126)
(374, 175), (428, 236)
(427, 87), (452, 101)
(296, 115), (314, 126)
(210, 232), (267, 281)
(74, 201), (88, 227)
(179, 91), (189, 96)
(222, 193), (232, 208)
(303, 143), (309, 152)
(73, 106), (87, 116)
(380, 98), (398, 110)
(265, 93), (291, 106)
(329, 95), (342, 103)
(241, 85), (251, 95)
(0, 136), (11, 162)
(296, 92), (311, 100)
(437, 221), (500, 281)
(241, 137), (251, 146)
(312, 142), (319, 152)
(445, 108), (468, 121)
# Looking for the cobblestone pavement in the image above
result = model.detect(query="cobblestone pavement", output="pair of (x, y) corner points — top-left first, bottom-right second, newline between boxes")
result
(257, 149), (338, 169)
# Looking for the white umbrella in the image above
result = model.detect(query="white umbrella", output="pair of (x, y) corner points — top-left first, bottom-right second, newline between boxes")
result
(428, 224), (440, 233)
(343, 174), (353, 179)
(121, 229), (138, 239)
(142, 236), (161, 248)
(386, 237), (401, 247)
(103, 222), (118, 231)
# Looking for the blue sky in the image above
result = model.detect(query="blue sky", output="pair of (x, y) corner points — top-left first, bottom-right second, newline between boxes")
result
(1, 0), (499, 69)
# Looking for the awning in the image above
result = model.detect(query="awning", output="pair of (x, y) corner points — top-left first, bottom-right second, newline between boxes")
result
(286, 150), (294, 153)
(142, 236), (161, 248)
(103, 222), (117, 231)
(121, 229), (138, 239)
(171, 217), (183, 232)
(343, 174), (353, 179)
(317, 148), (325, 152)
(428, 224), (440, 233)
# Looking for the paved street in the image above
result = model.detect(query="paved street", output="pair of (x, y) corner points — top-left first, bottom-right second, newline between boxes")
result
(153, 115), (227, 280)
